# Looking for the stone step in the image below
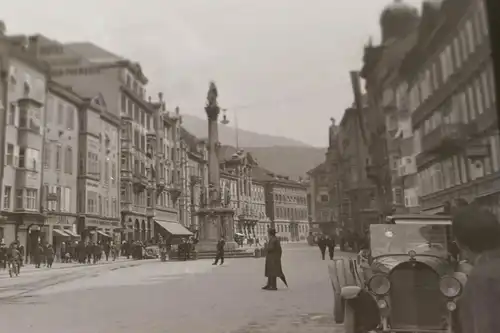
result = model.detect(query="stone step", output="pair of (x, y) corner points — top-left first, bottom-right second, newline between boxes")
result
(169, 250), (257, 261)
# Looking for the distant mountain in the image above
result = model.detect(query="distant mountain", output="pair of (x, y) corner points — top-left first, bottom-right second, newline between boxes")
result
(181, 114), (312, 148)
(243, 146), (327, 180)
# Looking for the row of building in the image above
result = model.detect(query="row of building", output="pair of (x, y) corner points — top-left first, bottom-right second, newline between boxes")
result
(308, 0), (498, 237)
(0, 24), (310, 257)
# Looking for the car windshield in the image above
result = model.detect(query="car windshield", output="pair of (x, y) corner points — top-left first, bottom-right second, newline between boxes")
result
(370, 224), (449, 258)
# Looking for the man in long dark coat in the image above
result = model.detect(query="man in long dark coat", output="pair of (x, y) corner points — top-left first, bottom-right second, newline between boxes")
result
(263, 228), (284, 291)
(317, 235), (327, 260)
(326, 235), (336, 260)
(213, 237), (225, 265)
(453, 205), (500, 333)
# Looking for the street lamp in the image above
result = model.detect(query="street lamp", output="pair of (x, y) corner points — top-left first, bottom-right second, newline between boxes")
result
(221, 108), (229, 125)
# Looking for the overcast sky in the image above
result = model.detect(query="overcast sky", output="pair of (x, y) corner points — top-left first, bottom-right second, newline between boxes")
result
(3, 0), (423, 147)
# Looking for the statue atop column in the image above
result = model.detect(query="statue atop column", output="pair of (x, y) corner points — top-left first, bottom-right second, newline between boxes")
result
(205, 81), (219, 120)
(329, 117), (338, 146)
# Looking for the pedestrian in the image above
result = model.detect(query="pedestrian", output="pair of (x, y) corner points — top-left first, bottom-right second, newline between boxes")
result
(317, 235), (327, 260)
(45, 244), (54, 268)
(104, 242), (110, 261)
(34, 242), (43, 268)
(453, 205), (500, 333)
(213, 237), (225, 265)
(262, 228), (285, 291)
(326, 235), (335, 260)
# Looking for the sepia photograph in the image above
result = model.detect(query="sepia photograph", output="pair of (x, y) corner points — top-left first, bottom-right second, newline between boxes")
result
(0, 0), (499, 332)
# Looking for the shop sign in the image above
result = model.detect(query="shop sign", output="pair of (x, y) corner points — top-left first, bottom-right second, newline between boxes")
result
(85, 218), (120, 228)
(46, 215), (75, 226)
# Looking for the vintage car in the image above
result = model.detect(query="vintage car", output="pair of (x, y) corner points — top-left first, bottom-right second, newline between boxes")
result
(328, 214), (471, 333)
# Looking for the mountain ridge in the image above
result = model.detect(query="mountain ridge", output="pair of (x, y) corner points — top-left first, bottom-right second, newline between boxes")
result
(181, 113), (314, 148)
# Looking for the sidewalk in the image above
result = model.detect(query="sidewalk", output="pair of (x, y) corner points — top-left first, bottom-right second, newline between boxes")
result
(0, 257), (149, 280)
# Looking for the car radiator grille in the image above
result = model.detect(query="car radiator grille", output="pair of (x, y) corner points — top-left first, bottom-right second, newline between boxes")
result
(389, 262), (446, 330)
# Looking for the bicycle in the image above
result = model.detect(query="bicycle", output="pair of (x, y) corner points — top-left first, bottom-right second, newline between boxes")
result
(8, 260), (19, 278)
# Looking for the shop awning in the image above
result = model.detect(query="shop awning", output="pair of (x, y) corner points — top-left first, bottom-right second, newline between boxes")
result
(155, 220), (193, 237)
(64, 229), (79, 238)
(97, 230), (112, 238)
(53, 229), (70, 237)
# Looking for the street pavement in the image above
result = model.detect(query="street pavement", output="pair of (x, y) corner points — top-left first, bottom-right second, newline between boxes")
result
(0, 243), (346, 333)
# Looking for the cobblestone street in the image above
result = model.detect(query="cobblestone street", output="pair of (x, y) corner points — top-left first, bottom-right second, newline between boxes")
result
(0, 244), (345, 333)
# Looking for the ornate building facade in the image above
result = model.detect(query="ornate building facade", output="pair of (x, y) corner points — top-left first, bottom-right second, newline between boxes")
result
(253, 166), (309, 242)
(0, 34), (48, 251)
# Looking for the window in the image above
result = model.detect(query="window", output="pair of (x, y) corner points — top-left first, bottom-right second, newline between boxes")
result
(111, 162), (116, 185)
(64, 187), (71, 212)
(66, 105), (74, 130)
(478, 1), (489, 36)
(474, 11), (483, 46)
(19, 147), (26, 168)
(43, 142), (51, 168)
(440, 51), (448, 82)
(460, 29), (469, 61)
(6, 144), (14, 166)
(19, 107), (28, 128)
(474, 78), (484, 115)
(466, 20), (475, 55)
(65, 147), (73, 174)
(104, 159), (109, 185)
(15, 189), (23, 210)
(57, 101), (64, 125)
(25, 189), (37, 210)
(453, 37), (462, 69)
(3, 186), (11, 210)
(481, 70), (491, 110)
(46, 95), (54, 124)
(121, 94), (127, 114)
(467, 85), (476, 120)
(8, 103), (16, 126)
(55, 145), (62, 170)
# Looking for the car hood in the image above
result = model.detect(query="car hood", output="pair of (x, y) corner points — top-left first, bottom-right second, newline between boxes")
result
(371, 255), (451, 276)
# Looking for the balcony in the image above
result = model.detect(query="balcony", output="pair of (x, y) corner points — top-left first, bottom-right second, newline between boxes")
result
(121, 138), (132, 150)
(467, 104), (498, 137)
(167, 185), (182, 203)
(132, 172), (148, 192)
(421, 124), (468, 155)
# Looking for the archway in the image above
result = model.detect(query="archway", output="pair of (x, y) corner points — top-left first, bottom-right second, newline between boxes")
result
(128, 218), (133, 241)
(146, 220), (152, 241)
(134, 219), (140, 241)
(141, 220), (146, 241)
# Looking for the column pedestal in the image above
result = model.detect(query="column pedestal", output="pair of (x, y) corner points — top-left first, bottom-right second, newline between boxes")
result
(196, 207), (236, 252)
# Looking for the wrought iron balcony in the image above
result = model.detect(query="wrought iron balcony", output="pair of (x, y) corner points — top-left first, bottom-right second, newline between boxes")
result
(421, 123), (468, 155)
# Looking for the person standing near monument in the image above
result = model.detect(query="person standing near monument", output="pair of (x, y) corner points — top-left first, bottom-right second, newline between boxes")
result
(213, 237), (225, 265)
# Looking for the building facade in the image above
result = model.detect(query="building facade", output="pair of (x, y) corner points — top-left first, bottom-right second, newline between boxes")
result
(42, 82), (80, 256)
(253, 167), (309, 242)
(407, 0), (498, 215)
(307, 162), (337, 235)
(361, 0), (421, 218)
(0, 38), (47, 251)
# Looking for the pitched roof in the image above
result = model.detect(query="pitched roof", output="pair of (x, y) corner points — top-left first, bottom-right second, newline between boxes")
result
(64, 42), (123, 63)
(307, 162), (327, 175)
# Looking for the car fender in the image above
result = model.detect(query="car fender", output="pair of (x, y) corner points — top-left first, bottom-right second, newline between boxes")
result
(341, 286), (362, 300)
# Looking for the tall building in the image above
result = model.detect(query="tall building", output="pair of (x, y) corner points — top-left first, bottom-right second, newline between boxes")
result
(179, 127), (208, 232)
(406, 0), (498, 214)
(0, 34), (48, 249)
(42, 82), (80, 257)
(26, 36), (189, 240)
(361, 0), (420, 218)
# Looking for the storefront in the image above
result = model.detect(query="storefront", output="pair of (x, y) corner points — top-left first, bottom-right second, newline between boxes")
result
(82, 217), (121, 244)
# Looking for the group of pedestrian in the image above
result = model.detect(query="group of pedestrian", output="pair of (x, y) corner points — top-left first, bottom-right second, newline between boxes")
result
(317, 234), (336, 260)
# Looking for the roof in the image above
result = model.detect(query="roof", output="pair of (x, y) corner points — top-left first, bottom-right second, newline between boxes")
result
(64, 42), (123, 63)
(252, 166), (306, 188)
(307, 162), (327, 176)
(63, 42), (148, 84)
(180, 127), (202, 155)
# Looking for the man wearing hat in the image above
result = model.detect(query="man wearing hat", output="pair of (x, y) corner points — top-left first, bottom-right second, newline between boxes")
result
(262, 228), (287, 290)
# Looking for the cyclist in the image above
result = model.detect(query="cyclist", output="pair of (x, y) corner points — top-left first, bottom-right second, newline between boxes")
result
(6, 243), (21, 276)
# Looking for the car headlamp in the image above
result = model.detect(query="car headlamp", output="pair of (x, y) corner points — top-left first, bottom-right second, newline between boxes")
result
(368, 274), (391, 295)
(439, 276), (462, 298)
